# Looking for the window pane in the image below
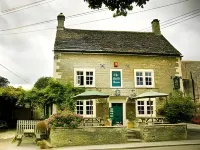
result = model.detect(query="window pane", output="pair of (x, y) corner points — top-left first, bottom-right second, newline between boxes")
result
(76, 100), (83, 115)
(86, 100), (93, 115)
(80, 76), (84, 85)
(86, 71), (93, 85)
(137, 77), (143, 85)
(145, 72), (152, 86)
(76, 71), (84, 85)
(147, 101), (153, 105)
(136, 72), (142, 76)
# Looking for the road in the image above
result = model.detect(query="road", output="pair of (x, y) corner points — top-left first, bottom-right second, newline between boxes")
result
(129, 145), (200, 150)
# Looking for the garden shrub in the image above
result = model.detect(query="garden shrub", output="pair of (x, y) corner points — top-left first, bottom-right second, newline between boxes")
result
(163, 91), (196, 124)
(46, 111), (83, 129)
(36, 121), (48, 132)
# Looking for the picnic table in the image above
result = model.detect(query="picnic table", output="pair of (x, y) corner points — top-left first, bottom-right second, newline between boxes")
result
(12, 120), (43, 146)
(24, 129), (35, 137)
(137, 117), (165, 125)
(83, 117), (104, 126)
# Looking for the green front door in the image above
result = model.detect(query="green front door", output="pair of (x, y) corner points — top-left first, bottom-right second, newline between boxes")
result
(112, 103), (123, 126)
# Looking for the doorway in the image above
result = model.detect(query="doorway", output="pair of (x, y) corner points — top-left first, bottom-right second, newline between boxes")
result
(111, 103), (123, 126)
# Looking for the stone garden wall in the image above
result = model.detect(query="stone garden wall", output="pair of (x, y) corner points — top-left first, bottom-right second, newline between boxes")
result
(140, 123), (187, 142)
(50, 127), (127, 147)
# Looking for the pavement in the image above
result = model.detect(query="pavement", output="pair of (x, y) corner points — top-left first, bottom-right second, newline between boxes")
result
(0, 124), (200, 150)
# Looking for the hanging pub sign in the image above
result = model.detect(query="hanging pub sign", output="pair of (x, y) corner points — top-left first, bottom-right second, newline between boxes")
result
(112, 71), (121, 87)
(173, 76), (180, 90)
(109, 107), (114, 120)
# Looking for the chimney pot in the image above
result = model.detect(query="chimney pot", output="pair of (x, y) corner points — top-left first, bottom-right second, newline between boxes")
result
(57, 13), (65, 30)
(151, 19), (161, 35)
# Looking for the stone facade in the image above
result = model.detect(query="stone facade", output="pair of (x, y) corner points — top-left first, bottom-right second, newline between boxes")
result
(53, 52), (182, 125)
(53, 13), (183, 126)
(50, 127), (127, 147)
(54, 53), (179, 95)
(140, 124), (187, 142)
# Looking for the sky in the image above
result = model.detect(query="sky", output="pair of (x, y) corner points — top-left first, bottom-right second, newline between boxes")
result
(0, 0), (200, 88)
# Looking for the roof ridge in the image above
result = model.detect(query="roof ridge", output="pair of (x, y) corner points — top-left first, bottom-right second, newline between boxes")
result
(63, 28), (154, 34)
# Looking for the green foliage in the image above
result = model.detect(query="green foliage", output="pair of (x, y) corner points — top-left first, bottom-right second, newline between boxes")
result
(46, 110), (83, 129)
(22, 77), (85, 112)
(0, 76), (10, 87)
(84, 0), (149, 17)
(36, 121), (48, 132)
(163, 91), (196, 124)
(127, 110), (136, 122)
(0, 86), (25, 104)
(34, 77), (52, 90)
(97, 98), (109, 121)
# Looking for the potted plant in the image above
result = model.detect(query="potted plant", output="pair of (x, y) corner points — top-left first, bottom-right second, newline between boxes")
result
(104, 119), (111, 126)
(36, 121), (48, 140)
(127, 111), (136, 128)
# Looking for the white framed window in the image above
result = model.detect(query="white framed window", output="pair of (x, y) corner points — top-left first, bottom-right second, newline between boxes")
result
(74, 68), (95, 87)
(76, 100), (96, 117)
(110, 69), (123, 88)
(134, 69), (154, 88)
(136, 98), (156, 117)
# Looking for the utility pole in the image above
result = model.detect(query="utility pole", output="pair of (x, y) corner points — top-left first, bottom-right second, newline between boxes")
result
(190, 72), (196, 103)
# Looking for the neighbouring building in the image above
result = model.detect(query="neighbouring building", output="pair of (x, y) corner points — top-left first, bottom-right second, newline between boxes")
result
(53, 13), (183, 126)
(182, 61), (200, 103)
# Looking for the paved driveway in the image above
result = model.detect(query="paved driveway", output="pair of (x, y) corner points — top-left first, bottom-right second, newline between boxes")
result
(187, 124), (200, 140)
(0, 130), (39, 150)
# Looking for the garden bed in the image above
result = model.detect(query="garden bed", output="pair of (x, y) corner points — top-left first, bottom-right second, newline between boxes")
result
(50, 126), (128, 147)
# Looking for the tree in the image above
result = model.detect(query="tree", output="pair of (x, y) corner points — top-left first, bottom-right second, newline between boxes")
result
(163, 91), (196, 124)
(28, 77), (85, 113)
(0, 76), (10, 87)
(34, 77), (52, 90)
(84, 0), (149, 17)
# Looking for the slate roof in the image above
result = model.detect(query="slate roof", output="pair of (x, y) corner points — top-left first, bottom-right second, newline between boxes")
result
(54, 28), (182, 56)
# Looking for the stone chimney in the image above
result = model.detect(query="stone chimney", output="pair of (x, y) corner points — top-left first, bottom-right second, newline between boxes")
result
(151, 19), (161, 35)
(57, 13), (65, 30)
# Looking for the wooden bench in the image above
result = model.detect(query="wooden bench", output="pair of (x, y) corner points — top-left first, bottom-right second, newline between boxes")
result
(12, 120), (42, 146)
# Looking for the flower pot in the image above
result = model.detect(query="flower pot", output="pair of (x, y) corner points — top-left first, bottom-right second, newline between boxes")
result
(105, 120), (111, 126)
(127, 121), (134, 128)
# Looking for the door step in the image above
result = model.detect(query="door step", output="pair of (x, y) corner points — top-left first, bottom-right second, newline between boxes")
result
(127, 139), (142, 142)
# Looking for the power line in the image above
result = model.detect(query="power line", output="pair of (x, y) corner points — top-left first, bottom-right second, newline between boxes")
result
(0, 9), (107, 32)
(0, 0), (57, 16)
(1, 10), (199, 36)
(0, 0), (195, 35)
(0, 64), (29, 83)
(2, 0), (50, 13)
(161, 13), (200, 29)
(0, 0), (190, 32)
(139, 8), (200, 31)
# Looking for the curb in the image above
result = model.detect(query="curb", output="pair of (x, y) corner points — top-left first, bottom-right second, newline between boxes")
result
(56, 140), (200, 150)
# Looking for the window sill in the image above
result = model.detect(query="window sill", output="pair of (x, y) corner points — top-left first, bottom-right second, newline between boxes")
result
(74, 85), (96, 88)
(135, 87), (156, 89)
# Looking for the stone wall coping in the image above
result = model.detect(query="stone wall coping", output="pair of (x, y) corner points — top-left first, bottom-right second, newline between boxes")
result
(140, 123), (187, 127)
(53, 126), (126, 130)
(83, 126), (126, 128)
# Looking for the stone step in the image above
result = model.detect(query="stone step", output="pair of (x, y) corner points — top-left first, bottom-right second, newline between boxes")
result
(126, 134), (137, 137)
(127, 139), (142, 142)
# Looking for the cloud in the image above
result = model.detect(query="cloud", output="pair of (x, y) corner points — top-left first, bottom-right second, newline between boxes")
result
(0, 0), (200, 86)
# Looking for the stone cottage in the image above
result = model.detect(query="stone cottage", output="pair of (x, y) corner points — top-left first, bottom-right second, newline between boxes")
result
(53, 13), (183, 126)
